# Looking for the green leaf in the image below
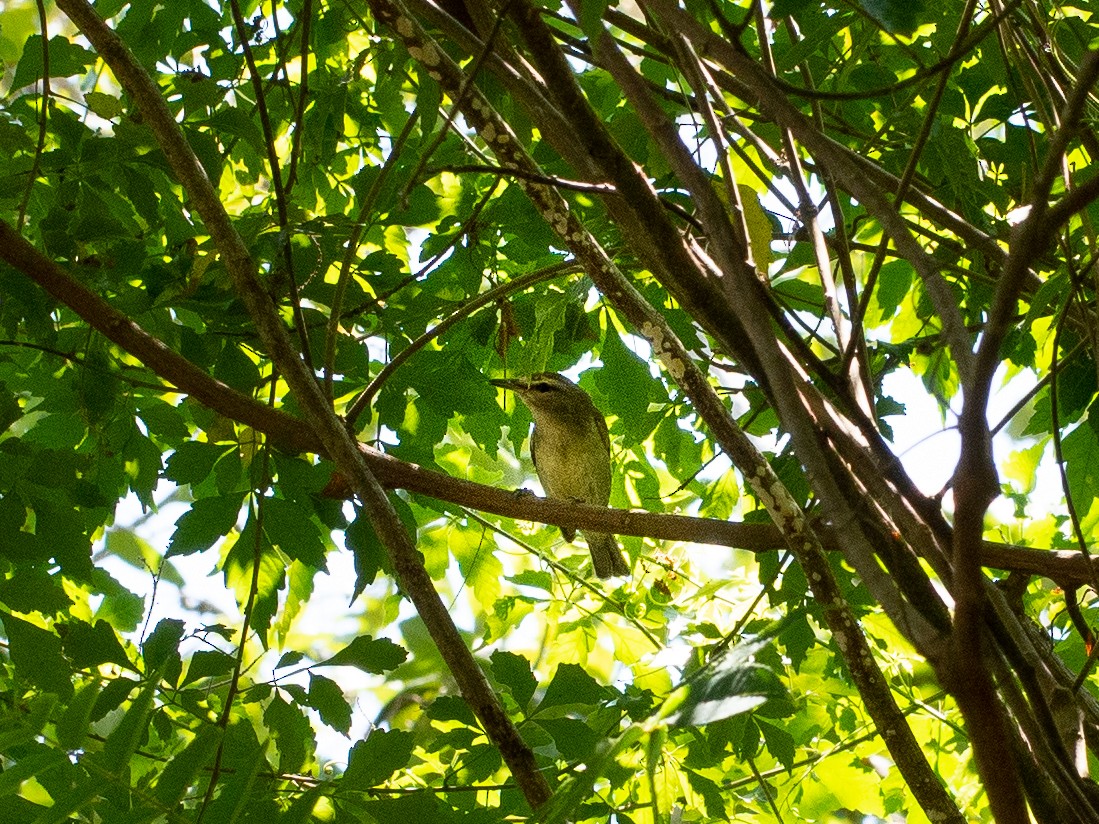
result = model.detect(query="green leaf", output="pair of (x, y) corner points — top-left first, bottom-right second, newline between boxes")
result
(43, 678), (156, 822)
(59, 618), (131, 670)
(262, 497), (327, 569)
(738, 184), (774, 273)
(770, 0), (815, 16)
(778, 611), (815, 672)
(577, 0), (609, 39)
(757, 717), (796, 770)
(167, 493), (245, 556)
(55, 680), (101, 751)
(1023, 355), (1099, 436)
(875, 260), (914, 322)
(152, 725), (223, 808)
(490, 650), (537, 710)
(123, 431), (164, 509)
(99, 670), (159, 773)
(539, 717), (600, 760)
(0, 567), (73, 615)
(307, 673), (352, 735)
(0, 693), (57, 752)
(346, 509), (388, 600)
(663, 645), (784, 728)
(0, 745), (68, 811)
(207, 106), (266, 155)
(105, 529), (185, 587)
(272, 454), (330, 501)
(91, 569), (146, 633)
(31, 775), (99, 824)
(91, 677), (138, 722)
(594, 330), (661, 446)
(426, 694), (478, 726)
(687, 769), (728, 818)
(1064, 420), (1099, 530)
(281, 786), (325, 824)
(276, 650), (306, 669)
(508, 569), (553, 592)
(164, 442), (232, 486)
(200, 725), (266, 823)
(858, 0), (925, 33)
(539, 725), (646, 824)
(343, 729), (415, 787)
(75, 349), (120, 421)
(536, 663), (609, 713)
(84, 91), (123, 120)
(319, 635), (408, 673)
(0, 612), (72, 699)
(181, 649), (236, 686)
(0, 382), (22, 433)
(11, 35), (96, 88)
(359, 792), (448, 822)
(265, 693), (313, 773)
(141, 618), (184, 686)
(516, 290), (570, 376)
(214, 342), (261, 393)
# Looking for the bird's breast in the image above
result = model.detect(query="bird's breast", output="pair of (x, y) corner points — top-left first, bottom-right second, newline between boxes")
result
(530, 419), (611, 505)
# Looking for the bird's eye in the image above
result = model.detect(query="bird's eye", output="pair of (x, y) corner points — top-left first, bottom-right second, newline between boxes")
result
(532, 381), (554, 392)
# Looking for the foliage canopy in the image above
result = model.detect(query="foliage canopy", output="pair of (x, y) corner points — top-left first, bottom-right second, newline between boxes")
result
(2, 0), (1099, 821)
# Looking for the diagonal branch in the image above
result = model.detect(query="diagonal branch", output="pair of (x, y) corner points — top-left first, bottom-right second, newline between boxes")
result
(226, 0), (312, 368)
(49, 0), (552, 810)
(5, 219), (1086, 583)
(0, 219), (313, 451)
(638, 0), (978, 385)
(947, 49), (1099, 822)
(371, 1), (964, 818)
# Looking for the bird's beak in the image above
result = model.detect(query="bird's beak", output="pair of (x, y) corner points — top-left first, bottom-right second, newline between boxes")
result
(489, 377), (522, 391)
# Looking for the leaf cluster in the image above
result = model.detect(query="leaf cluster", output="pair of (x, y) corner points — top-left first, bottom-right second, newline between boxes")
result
(2, 0), (1099, 820)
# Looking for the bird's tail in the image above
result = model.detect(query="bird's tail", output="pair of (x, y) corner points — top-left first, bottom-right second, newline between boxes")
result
(582, 531), (628, 578)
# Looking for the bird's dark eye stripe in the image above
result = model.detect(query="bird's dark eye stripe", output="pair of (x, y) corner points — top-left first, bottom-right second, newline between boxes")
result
(532, 382), (554, 392)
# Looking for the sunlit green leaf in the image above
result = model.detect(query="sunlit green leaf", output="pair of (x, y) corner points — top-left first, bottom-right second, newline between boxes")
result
(307, 673), (352, 735)
(0, 612), (72, 699)
(536, 663), (610, 713)
(344, 729), (415, 787)
(490, 650), (537, 710)
(167, 493), (245, 556)
(320, 635), (408, 673)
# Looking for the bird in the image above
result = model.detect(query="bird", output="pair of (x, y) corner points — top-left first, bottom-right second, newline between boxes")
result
(490, 372), (629, 578)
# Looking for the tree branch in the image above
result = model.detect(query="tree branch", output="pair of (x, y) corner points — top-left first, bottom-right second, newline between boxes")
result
(4, 224), (1091, 587)
(0, 220), (314, 452)
(49, 0), (552, 810)
(375, 2), (965, 818)
(948, 49), (1099, 823)
(638, 0), (978, 384)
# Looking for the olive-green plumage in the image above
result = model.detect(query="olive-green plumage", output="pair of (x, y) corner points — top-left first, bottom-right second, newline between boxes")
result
(491, 373), (628, 578)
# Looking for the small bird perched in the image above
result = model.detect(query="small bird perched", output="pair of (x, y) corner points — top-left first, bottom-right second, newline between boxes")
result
(490, 372), (629, 578)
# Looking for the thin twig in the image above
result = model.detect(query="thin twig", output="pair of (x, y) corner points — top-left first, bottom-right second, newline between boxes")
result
(227, 0), (313, 369)
(16, 0), (51, 231)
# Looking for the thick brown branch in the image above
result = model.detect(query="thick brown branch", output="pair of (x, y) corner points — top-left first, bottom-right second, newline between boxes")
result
(50, 0), (552, 810)
(0, 220), (314, 452)
(378, 2), (965, 818)
(638, 0), (977, 384)
(946, 50), (1099, 824)
(4, 223), (1090, 584)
